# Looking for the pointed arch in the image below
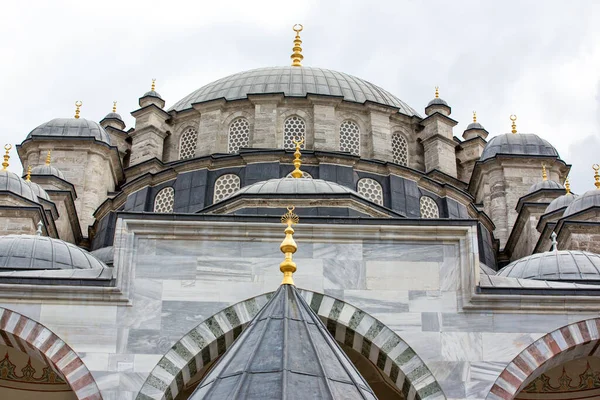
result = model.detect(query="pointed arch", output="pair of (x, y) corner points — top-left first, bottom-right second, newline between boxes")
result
(137, 290), (445, 400)
(0, 307), (102, 400)
(487, 318), (600, 399)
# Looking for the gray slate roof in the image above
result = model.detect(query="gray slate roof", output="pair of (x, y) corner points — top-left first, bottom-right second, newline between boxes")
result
(31, 164), (65, 180)
(0, 171), (38, 202)
(0, 235), (108, 271)
(497, 250), (600, 282)
(169, 66), (419, 117)
(528, 179), (563, 194)
(27, 118), (111, 145)
(564, 189), (600, 217)
(191, 284), (377, 399)
(480, 133), (558, 161)
(545, 193), (577, 214)
(235, 178), (357, 196)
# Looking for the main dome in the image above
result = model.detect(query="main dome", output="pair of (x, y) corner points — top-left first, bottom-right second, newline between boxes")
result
(169, 66), (420, 117)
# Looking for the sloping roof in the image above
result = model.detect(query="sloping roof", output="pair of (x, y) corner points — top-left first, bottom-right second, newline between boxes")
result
(190, 284), (377, 399)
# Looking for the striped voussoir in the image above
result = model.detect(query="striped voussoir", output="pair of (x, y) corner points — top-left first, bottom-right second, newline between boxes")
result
(487, 318), (600, 400)
(0, 307), (102, 400)
(136, 290), (445, 400)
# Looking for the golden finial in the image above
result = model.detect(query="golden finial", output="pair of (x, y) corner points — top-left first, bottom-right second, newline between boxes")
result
(565, 177), (571, 194)
(290, 24), (304, 67)
(2, 144), (11, 171)
(473, 111), (477, 123)
(151, 79), (156, 92)
(45, 150), (52, 166)
(25, 165), (31, 182)
(112, 101), (117, 113)
(280, 206), (299, 285)
(435, 86), (439, 98)
(594, 164), (600, 189)
(541, 163), (548, 181)
(291, 138), (305, 178)
(510, 115), (517, 134)
(74, 101), (82, 119)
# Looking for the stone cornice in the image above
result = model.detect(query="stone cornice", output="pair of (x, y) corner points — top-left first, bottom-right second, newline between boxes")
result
(419, 111), (459, 127)
(130, 103), (171, 119)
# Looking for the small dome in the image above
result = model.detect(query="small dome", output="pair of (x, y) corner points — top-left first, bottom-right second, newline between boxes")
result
(234, 178), (357, 197)
(545, 193), (578, 214)
(528, 179), (563, 194)
(466, 122), (485, 131)
(103, 112), (123, 121)
(0, 235), (107, 271)
(564, 189), (600, 217)
(143, 90), (162, 99)
(427, 97), (449, 107)
(0, 171), (38, 202)
(27, 118), (111, 145)
(498, 250), (600, 283)
(480, 133), (559, 161)
(26, 180), (50, 201)
(31, 164), (65, 180)
(90, 246), (113, 266)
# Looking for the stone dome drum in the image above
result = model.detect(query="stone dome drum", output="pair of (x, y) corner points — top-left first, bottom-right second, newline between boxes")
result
(0, 170), (38, 202)
(169, 66), (420, 117)
(564, 189), (600, 217)
(497, 250), (600, 283)
(27, 118), (111, 145)
(0, 235), (107, 271)
(480, 133), (559, 161)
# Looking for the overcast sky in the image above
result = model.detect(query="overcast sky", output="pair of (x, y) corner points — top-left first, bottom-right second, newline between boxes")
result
(1, 0), (598, 193)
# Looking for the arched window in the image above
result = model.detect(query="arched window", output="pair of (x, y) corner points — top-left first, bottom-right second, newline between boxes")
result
(392, 133), (408, 166)
(340, 120), (360, 156)
(228, 117), (250, 153)
(420, 196), (439, 218)
(283, 116), (306, 150)
(357, 178), (383, 206)
(154, 187), (174, 213)
(213, 174), (240, 203)
(286, 171), (313, 179)
(179, 128), (198, 160)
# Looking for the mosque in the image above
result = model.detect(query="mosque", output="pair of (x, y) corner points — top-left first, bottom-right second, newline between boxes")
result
(1, 24), (600, 400)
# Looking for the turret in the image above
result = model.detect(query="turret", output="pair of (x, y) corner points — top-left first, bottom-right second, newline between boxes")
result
(456, 111), (489, 182)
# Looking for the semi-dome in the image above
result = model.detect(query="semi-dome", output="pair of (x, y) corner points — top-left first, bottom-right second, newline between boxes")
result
(0, 235), (107, 271)
(27, 118), (111, 145)
(26, 180), (50, 201)
(480, 133), (559, 161)
(31, 164), (65, 180)
(0, 171), (38, 202)
(234, 178), (358, 197)
(497, 250), (600, 283)
(564, 189), (600, 217)
(169, 66), (420, 117)
(545, 193), (577, 214)
(528, 179), (563, 194)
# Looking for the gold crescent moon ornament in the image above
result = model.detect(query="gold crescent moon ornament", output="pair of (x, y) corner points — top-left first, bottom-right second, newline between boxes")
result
(293, 24), (303, 33)
(510, 114), (517, 134)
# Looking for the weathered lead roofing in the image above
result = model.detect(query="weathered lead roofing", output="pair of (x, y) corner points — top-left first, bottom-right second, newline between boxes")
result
(564, 189), (600, 217)
(235, 178), (357, 196)
(27, 118), (112, 145)
(26, 180), (50, 201)
(0, 171), (38, 202)
(31, 164), (65, 180)
(497, 250), (600, 282)
(527, 179), (563, 194)
(0, 235), (108, 271)
(480, 133), (558, 161)
(426, 97), (448, 107)
(169, 66), (419, 117)
(545, 193), (578, 214)
(191, 284), (377, 399)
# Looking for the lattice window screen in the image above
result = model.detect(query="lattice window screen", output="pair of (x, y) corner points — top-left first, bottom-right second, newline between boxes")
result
(357, 178), (383, 206)
(283, 116), (306, 150)
(213, 174), (241, 202)
(392, 133), (408, 166)
(179, 128), (198, 160)
(154, 187), (174, 213)
(420, 196), (439, 218)
(340, 120), (360, 156)
(228, 118), (250, 153)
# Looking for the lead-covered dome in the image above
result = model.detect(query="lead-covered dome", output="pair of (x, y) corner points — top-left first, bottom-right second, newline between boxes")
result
(234, 178), (357, 196)
(480, 133), (558, 161)
(169, 66), (420, 117)
(31, 164), (65, 180)
(545, 193), (577, 214)
(527, 179), (563, 194)
(564, 189), (600, 217)
(0, 235), (107, 271)
(27, 118), (111, 145)
(26, 180), (50, 201)
(0, 171), (38, 202)
(498, 250), (600, 283)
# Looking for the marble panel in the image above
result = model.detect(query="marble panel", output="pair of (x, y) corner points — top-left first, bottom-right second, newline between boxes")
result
(126, 329), (181, 354)
(362, 241), (445, 262)
(441, 332), (483, 362)
(408, 290), (457, 312)
(161, 301), (229, 335)
(323, 259), (366, 290)
(492, 313), (568, 333)
(372, 312), (422, 332)
(49, 325), (118, 353)
(400, 331), (441, 363)
(161, 280), (264, 303)
(313, 242), (362, 260)
(135, 255), (197, 280)
(101, 391), (135, 400)
(428, 361), (469, 382)
(465, 379), (494, 400)
(80, 352), (109, 372)
(441, 312), (494, 332)
(117, 279), (162, 329)
(134, 354), (163, 373)
(155, 239), (242, 258)
(421, 312), (441, 332)
(109, 354), (135, 372)
(136, 238), (156, 256)
(0, 303), (41, 321)
(366, 260), (440, 290)
(40, 304), (117, 327)
(468, 361), (506, 383)
(241, 240), (313, 258)
(439, 245), (459, 291)
(481, 332), (543, 362)
(119, 372), (146, 392)
(196, 257), (254, 281)
(93, 371), (120, 391)
(343, 289), (409, 314)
